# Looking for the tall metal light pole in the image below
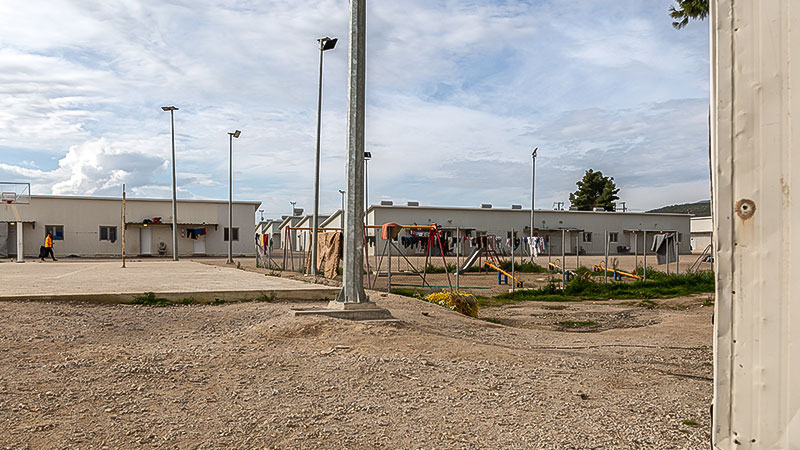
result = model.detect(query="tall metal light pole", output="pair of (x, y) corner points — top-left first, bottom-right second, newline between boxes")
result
(338, 189), (345, 214)
(364, 151), (371, 210)
(290, 201), (297, 216)
(227, 130), (241, 264)
(336, 0), (369, 304)
(161, 106), (179, 261)
(530, 147), (538, 263)
(311, 36), (339, 277)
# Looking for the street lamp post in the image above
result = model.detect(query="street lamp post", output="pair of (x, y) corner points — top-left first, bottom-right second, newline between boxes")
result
(364, 151), (371, 211)
(338, 189), (345, 214)
(311, 36), (339, 278)
(161, 106), (179, 261)
(530, 147), (538, 263)
(227, 130), (241, 264)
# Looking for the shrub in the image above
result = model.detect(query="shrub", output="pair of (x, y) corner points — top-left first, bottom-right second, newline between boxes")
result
(423, 291), (479, 318)
(132, 292), (171, 307)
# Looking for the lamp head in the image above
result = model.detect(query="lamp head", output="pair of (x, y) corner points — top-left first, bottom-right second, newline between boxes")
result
(532, 147), (538, 157)
(230, 130), (241, 138)
(161, 106), (178, 111)
(364, 151), (372, 160)
(318, 37), (338, 51)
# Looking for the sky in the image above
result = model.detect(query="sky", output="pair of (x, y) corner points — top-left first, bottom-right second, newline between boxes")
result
(0, 0), (710, 220)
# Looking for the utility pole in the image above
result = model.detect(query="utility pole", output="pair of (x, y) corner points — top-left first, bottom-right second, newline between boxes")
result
(161, 106), (179, 261)
(311, 36), (338, 277)
(530, 147), (537, 263)
(227, 130), (241, 264)
(336, 0), (369, 304)
(122, 184), (126, 268)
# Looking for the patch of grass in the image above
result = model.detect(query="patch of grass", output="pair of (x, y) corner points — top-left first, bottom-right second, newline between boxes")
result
(211, 298), (226, 305)
(493, 271), (714, 303)
(254, 293), (277, 302)
(682, 419), (700, 427)
(419, 263), (460, 274)
(703, 295), (714, 307)
(558, 320), (597, 328)
(179, 298), (196, 305)
(637, 299), (658, 309)
(267, 270), (282, 278)
(391, 288), (423, 298)
(131, 292), (171, 307)
(498, 261), (548, 273)
(678, 429), (691, 435)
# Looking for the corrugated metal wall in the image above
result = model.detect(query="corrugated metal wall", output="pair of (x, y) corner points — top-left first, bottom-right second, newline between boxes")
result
(712, 0), (800, 448)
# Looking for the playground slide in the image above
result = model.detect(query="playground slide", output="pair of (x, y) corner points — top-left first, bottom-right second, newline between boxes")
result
(459, 248), (484, 274)
(484, 262), (524, 288)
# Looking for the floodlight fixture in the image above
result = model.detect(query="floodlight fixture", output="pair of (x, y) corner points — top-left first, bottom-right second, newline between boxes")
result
(364, 151), (372, 159)
(318, 36), (338, 51)
(161, 106), (179, 111)
(230, 130), (241, 139)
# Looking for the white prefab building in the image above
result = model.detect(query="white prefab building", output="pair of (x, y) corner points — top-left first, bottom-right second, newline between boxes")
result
(277, 215), (304, 251)
(690, 216), (712, 253)
(256, 219), (282, 250)
(365, 204), (691, 257)
(0, 195), (260, 258)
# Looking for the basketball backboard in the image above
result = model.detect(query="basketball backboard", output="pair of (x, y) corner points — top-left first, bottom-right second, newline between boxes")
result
(0, 182), (30, 204)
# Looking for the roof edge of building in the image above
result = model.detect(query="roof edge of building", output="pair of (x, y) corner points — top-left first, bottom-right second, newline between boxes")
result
(366, 204), (693, 217)
(30, 194), (261, 206)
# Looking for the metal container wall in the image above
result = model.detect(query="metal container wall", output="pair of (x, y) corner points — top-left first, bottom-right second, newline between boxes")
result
(711, 0), (800, 448)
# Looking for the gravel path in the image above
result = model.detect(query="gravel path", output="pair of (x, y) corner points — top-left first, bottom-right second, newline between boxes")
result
(0, 293), (712, 449)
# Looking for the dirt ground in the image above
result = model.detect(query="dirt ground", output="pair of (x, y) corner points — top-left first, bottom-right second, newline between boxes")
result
(0, 290), (712, 449)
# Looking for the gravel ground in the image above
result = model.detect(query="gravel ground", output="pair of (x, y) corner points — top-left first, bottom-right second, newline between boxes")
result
(0, 292), (712, 449)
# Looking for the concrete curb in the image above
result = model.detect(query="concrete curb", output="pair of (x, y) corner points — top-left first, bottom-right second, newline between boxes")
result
(0, 288), (341, 305)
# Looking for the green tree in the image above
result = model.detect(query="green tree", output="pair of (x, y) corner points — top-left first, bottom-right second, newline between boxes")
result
(669, 0), (709, 29)
(569, 169), (620, 211)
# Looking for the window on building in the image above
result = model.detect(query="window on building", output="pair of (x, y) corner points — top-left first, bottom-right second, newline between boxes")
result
(583, 232), (592, 242)
(609, 232), (619, 243)
(45, 225), (64, 240)
(99, 226), (117, 243)
(224, 227), (239, 241)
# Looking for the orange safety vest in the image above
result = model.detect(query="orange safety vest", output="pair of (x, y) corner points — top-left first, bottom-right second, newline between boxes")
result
(45, 235), (53, 248)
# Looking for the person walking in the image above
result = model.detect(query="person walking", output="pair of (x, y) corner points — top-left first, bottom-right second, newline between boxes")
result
(41, 232), (57, 261)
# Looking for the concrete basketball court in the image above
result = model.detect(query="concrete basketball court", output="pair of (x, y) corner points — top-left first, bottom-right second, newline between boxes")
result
(0, 260), (339, 303)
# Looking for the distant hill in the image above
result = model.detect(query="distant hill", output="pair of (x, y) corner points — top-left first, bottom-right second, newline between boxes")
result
(648, 200), (710, 216)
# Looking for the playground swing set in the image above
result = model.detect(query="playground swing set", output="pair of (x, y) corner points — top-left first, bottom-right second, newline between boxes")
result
(268, 221), (684, 295)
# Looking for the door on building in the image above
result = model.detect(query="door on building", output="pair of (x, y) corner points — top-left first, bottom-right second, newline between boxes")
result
(193, 234), (206, 255)
(6, 225), (16, 256)
(139, 227), (152, 255)
(563, 233), (572, 254)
